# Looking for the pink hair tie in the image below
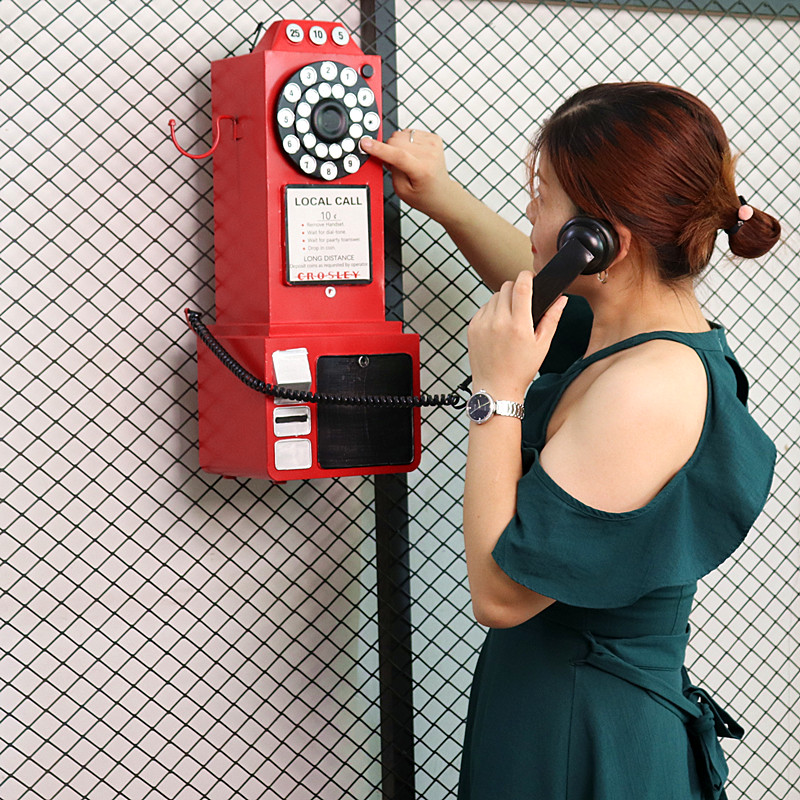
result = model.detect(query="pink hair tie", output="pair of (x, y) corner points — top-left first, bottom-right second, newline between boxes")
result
(725, 195), (754, 236)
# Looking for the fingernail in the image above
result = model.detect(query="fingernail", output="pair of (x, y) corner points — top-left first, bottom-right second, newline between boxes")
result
(360, 137), (374, 150)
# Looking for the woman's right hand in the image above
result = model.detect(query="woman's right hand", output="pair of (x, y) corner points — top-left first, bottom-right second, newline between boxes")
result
(360, 130), (460, 223)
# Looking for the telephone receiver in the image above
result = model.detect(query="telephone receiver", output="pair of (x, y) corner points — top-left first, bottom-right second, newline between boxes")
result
(531, 216), (619, 327)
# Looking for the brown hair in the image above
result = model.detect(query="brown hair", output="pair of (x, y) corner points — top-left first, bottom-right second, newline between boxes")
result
(529, 82), (781, 282)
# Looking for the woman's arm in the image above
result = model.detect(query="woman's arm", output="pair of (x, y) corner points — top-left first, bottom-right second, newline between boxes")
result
(463, 414), (556, 627)
(362, 131), (532, 290)
(462, 273), (566, 627)
(461, 283), (707, 629)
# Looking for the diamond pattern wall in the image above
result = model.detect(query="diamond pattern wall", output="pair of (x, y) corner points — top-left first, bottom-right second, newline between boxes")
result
(2, 1), (797, 799)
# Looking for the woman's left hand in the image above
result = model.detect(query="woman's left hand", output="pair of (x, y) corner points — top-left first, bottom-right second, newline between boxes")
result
(467, 271), (568, 400)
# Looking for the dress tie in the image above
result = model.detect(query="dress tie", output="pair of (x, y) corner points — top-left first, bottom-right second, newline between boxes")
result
(576, 633), (744, 800)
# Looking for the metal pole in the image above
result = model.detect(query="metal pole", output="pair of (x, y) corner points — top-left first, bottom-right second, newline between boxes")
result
(360, 2), (416, 798)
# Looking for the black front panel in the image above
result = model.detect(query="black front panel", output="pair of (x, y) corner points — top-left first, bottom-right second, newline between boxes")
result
(317, 354), (414, 469)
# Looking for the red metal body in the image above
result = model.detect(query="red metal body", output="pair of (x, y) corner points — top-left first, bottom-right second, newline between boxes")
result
(195, 19), (421, 481)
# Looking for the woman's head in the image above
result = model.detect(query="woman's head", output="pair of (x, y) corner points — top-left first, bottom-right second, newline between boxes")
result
(528, 82), (780, 283)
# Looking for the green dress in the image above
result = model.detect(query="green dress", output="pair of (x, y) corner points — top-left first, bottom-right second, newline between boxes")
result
(458, 322), (776, 800)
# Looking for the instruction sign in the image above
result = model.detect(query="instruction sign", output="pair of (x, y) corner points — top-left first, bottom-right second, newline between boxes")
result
(285, 185), (372, 284)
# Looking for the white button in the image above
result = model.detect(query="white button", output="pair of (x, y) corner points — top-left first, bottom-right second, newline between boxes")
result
(296, 117), (310, 134)
(300, 66), (317, 86)
(277, 108), (295, 128)
(343, 154), (361, 173)
(332, 84), (345, 99)
(309, 25), (327, 46)
(349, 123), (363, 139)
(320, 61), (338, 81)
(344, 92), (357, 108)
(320, 161), (338, 181)
(285, 23), (304, 44)
(341, 137), (355, 152)
(340, 67), (358, 87)
(349, 107), (364, 123)
(296, 101), (312, 118)
(357, 87), (375, 106)
(305, 88), (320, 105)
(299, 154), (317, 174)
(274, 439), (312, 471)
(283, 135), (300, 154)
(328, 143), (343, 159)
(363, 112), (380, 131)
(283, 82), (302, 103)
(314, 142), (329, 158)
(318, 83), (332, 98)
(303, 133), (317, 149)
(332, 27), (349, 46)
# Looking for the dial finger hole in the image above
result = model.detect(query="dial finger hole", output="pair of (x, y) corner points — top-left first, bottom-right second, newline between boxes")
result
(277, 108), (295, 128)
(300, 66), (318, 86)
(283, 82), (302, 103)
(299, 154), (317, 174)
(340, 67), (358, 86)
(320, 61), (338, 81)
(343, 154), (361, 173)
(283, 135), (301, 154)
(320, 161), (338, 180)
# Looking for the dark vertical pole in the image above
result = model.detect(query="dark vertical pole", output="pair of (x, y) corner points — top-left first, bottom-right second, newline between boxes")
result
(360, 2), (416, 799)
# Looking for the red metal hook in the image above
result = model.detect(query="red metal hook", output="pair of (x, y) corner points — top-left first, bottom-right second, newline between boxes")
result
(168, 115), (237, 159)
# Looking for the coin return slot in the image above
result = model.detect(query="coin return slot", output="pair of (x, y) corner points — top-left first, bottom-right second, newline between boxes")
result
(273, 405), (312, 437)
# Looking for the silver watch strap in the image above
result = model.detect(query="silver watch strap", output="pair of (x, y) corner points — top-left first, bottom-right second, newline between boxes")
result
(494, 400), (525, 420)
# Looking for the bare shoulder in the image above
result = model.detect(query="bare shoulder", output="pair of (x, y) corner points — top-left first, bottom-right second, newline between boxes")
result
(540, 338), (708, 512)
(596, 338), (708, 410)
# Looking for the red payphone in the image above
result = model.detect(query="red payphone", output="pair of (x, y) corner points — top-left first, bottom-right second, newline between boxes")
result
(175, 20), (456, 482)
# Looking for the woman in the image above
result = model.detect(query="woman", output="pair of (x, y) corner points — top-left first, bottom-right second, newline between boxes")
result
(362, 82), (780, 799)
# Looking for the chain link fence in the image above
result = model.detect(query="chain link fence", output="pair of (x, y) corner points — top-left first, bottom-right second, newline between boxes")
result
(2, 1), (797, 799)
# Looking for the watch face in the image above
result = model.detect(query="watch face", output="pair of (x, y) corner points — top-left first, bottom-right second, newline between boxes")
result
(467, 392), (493, 423)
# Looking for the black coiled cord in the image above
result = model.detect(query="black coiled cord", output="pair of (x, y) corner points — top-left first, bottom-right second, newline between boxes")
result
(185, 309), (468, 409)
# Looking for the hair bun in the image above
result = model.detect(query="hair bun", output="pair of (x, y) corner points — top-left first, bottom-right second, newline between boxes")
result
(728, 205), (781, 259)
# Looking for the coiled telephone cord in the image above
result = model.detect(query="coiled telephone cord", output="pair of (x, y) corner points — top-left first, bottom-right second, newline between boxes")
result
(185, 310), (468, 409)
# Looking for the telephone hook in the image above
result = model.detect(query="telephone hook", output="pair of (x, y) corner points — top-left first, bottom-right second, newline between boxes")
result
(168, 115), (237, 159)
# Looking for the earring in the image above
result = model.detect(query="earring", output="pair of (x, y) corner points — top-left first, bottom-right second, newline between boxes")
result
(597, 270), (609, 284)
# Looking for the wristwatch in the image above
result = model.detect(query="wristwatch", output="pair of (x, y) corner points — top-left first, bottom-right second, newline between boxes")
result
(466, 390), (525, 425)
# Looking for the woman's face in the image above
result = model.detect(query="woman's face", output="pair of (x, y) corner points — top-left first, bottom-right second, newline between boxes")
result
(526, 152), (580, 276)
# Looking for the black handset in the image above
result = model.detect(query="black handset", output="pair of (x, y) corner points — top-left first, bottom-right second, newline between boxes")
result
(532, 216), (618, 326)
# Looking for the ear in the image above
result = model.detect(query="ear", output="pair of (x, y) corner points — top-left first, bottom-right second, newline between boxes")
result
(610, 223), (632, 267)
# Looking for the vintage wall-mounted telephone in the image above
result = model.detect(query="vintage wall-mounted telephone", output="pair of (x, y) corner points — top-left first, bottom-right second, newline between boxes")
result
(176, 19), (616, 482)
(177, 19), (455, 482)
